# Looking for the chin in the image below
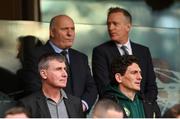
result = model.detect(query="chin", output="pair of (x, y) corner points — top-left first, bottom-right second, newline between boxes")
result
(65, 44), (73, 48)
(111, 38), (120, 43)
(58, 84), (66, 88)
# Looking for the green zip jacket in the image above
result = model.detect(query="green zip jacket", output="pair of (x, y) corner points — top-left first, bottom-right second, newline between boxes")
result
(102, 84), (161, 118)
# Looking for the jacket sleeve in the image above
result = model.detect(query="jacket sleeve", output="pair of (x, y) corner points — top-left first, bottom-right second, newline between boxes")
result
(81, 55), (97, 110)
(143, 48), (158, 101)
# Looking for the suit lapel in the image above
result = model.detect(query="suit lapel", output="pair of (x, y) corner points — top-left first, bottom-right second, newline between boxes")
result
(131, 41), (138, 56)
(64, 97), (76, 117)
(44, 41), (56, 53)
(67, 49), (79, 93)
(67, 48), (74, 69)
(109, 41), (121, 58)
(36, 91), (51, 118)
(130, 41), (143, 58)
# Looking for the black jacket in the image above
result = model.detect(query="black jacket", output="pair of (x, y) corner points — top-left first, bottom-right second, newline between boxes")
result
(22, 41), (97, 109)
(92, 40), (157, 101)
(18, 91), (85, 118)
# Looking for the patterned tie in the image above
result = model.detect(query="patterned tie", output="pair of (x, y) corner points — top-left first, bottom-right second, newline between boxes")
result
(60, 50), (73, 94)
(121, 45), (129, 55)
(61, 50), (69, 65)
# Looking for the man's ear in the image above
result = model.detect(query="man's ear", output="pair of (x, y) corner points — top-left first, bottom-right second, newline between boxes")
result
(50, 28), (55, 38)
(115, 73), (122, 83)
(40, 69), (47, 79)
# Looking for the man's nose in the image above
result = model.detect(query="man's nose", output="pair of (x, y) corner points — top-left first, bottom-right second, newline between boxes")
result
(67, 29), (74, 35)
(63, 69), (68, 77)
(138, 73), (142, 80)
(108, 24), (115, 30)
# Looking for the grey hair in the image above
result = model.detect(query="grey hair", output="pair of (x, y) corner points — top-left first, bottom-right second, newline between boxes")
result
(38, 53), (66, 72)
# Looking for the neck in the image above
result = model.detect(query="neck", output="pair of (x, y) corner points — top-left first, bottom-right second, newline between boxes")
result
(119, 85), (136, 101)
(42, 84), (61, 103)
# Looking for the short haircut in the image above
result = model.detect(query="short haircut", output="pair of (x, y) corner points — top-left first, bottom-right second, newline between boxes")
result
(163, 104), (180, 118)
(4, 106), (30, 118)
(49, 15), (72, 29)
(108, 7), (132, 24)
(49, 15), (60, 29)
(49, 15), (74, 39)
(38, 53), (66, 72)
(92, 99), (123, 118)
(111, 55), (139, 84)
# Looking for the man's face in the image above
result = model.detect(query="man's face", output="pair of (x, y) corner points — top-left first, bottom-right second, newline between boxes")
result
(50, 16), (75, 49)
(119, 63), (142, 92)
(41, 59), (68, 88)
(107, 12), (131, 44)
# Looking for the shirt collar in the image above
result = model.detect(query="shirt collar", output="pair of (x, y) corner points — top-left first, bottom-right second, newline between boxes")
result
(61, 89), (68, 99)
(116, 38), (132, 55)
(49, 40), (68, 53)
(45, 89), (68, 101)
(116, 38), (130, 49)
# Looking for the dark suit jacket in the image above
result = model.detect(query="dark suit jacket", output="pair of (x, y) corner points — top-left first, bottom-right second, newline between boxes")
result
(92, 40), (157, 101)
(22, 41), (97, 109)
(18, 91), (85, 118)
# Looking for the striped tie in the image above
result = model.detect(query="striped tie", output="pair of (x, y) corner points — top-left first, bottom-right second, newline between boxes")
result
(121, 45), (129, 55)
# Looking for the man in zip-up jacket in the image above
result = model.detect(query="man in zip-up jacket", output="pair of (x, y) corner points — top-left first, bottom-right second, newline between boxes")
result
(102, 55), (161, 118)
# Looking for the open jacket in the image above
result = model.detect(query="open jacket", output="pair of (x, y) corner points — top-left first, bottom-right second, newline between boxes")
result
(18, 90), (85, 118)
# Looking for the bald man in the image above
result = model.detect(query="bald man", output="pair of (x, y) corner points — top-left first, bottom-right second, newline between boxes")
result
(22, 15), (97, 113)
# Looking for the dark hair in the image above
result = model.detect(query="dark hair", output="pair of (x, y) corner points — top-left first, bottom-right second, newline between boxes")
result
(4, 106), (30, 118)
(17, 35), (43, 64)
(111, 55), (139, 84)
(163, 104), (180, 118)
(38, 53), (66, 72)
(108, 7), (132, 24)
(18, 35), (43, 48)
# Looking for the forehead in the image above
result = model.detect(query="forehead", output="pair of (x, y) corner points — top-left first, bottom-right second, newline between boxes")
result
(54, 16), (74, 27)
(48, 59), (65, 67)
(126, 63), (141, 71)
(108, 12), (125, 20)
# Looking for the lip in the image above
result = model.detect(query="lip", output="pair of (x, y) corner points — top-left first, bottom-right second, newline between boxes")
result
(110, 33), (117, 37)
(110, 32), (116, 35)
(66, 39), (73, 41)
(66, 39), (74, 43)
(59, 78), (67, 82)
(135, 82), (141, 85)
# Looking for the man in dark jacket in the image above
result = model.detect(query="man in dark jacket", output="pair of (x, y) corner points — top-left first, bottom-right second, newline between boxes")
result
(92, 7), (157, 102)
(19, 53), (84, 118)
(22, 15), (97, 112)
(102, 55), (161, 118)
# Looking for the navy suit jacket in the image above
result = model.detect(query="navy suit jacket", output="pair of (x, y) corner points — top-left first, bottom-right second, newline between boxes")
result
(22, 41), (97, 109)
(92, 40), (157, 101)
(19, 91), (85, 118)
